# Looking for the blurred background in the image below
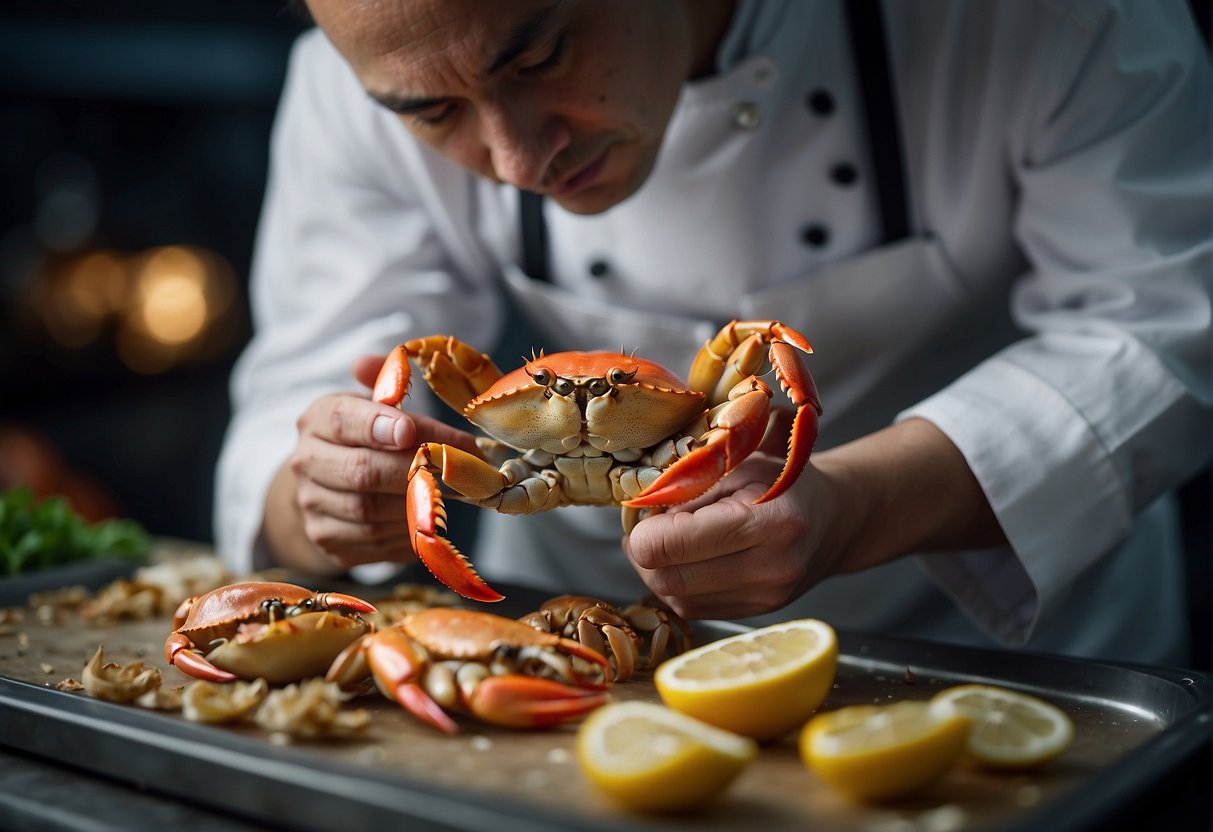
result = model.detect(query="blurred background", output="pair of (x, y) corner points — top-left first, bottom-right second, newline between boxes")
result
(0, 1), (310, 540)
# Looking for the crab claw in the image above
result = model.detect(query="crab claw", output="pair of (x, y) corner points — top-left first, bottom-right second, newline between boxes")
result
(625, 378), (771, 508)
(315, 592), (379, 615)
(758, 340), (822, 503)
(465, 675), (609, 729)
(372, 344), (413, 406)
(331, 627), (462, 734)
(165, 633), (238, 683)
(408, 463), (505, 602)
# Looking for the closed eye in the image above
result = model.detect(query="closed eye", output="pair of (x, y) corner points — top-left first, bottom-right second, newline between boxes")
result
(519, 34), (566, 77)
(369, 92), (457, 128)
(411, 103), (456, 127)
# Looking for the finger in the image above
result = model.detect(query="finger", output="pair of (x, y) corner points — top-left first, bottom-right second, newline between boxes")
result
(296, 481), (407, 525)
(307, 528), (417, 569)
(299, 394), (419, 451)
(655, 591), (783, 622)
(659, 454), (786, 515)
(627, 549), (795, 620)
(625, 498), (760, 570)
(349, 357), (483, 457)
(352, 353), (387, 390)
(292, 444), (410, 495)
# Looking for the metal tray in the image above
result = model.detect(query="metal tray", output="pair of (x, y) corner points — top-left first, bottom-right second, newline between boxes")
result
(0, 580), (1208, 832)
(0, 556), (145, 608)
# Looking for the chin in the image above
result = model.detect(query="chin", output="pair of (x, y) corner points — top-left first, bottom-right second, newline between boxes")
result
(553, 186), (630, 216)
(553, 160), (652, 216)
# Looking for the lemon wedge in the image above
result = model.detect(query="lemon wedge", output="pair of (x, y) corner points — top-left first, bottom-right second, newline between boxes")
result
(930, 684), (1074, 769)
(653, 619), (838, 741)
(801, 701), (969, 801)
(576, 701), (757, 813)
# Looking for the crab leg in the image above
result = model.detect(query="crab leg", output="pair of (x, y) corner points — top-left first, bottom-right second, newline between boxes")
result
(408, 443), (508, 602)
(165, 633), (238, 682)
(624, 377), (772, 508)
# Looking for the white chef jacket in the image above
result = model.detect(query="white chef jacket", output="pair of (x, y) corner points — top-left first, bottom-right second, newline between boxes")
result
(215, 0), (1212, 666)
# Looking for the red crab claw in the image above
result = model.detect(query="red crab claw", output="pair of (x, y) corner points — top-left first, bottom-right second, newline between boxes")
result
(372, 344), (413, 406)
(408, 459), (505, 603)
(165, 633), (238, 683)
(760, 340), (822, 503)
(315, 592), (379, 615)
(625, 377), (772, 508)
(465, 675), (610, 729)
(354, 627), (462, 735)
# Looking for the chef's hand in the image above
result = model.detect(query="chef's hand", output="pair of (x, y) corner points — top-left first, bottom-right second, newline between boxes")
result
(622, 455), (844, 620)
(262, 354), (481, 575)
(622, 417), (1007, 620)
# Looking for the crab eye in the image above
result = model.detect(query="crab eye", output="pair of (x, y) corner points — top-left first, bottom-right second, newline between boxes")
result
(608, 367), (636, 385)
(531, 368), (553, 386)
(587, 378), (610, 396)
(552, 378), (575, 396)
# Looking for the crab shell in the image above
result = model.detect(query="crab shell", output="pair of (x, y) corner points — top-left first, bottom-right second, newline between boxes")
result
(464, 352), (707, 454)
(398, 607), (594, 660)
(169, 581), (375, 685)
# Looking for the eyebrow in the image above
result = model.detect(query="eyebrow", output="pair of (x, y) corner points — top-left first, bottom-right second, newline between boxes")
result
(369, 2), (563, 115)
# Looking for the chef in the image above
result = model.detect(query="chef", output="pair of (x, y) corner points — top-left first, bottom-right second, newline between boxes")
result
(215, 0), (1211, 667)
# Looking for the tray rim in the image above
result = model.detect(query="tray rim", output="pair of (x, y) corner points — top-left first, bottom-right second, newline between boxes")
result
(0, 625), (1208, 832)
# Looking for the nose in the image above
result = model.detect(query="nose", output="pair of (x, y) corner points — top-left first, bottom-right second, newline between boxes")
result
(479, 98), (569, 191)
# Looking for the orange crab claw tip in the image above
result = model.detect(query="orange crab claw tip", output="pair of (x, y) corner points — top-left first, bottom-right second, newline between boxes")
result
(322, 592), (378, 614)
(413, 532), (506, 602)
(623, 480), (709, 509)
(169, 647), (239, 683)
(396, 682), (460, 735)
(372, 345), (411, 406)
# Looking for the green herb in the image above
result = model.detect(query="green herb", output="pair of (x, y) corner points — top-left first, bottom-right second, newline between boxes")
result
(0, 487), (151, 576)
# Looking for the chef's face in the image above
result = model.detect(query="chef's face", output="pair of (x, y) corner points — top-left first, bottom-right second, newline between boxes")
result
(307, 0), (701, 214)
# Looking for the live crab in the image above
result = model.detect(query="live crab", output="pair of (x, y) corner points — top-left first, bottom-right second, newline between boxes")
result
(164, 582), (377, 685)
(374, 319), (821, 602)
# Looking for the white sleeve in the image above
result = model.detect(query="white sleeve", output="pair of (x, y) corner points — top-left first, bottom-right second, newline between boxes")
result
(900, 1), (1212, 645)
(213, 30), (504, 575)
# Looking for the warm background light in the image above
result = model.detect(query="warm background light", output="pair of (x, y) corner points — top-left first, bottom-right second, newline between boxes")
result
(130, 246), (210, 345)
(18, 244), (240, 375)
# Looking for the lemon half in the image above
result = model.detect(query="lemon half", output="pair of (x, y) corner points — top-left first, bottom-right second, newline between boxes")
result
(576, 701), (757, 813)
(931, 684), (1074, 768)
(801, 700), (969, 802)
(654, 619), (838, 741)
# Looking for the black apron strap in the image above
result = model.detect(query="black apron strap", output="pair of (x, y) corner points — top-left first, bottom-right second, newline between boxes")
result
(845, 0), (911, 244)
(520, 0), (914, 276)
(519, 189), (550, 283)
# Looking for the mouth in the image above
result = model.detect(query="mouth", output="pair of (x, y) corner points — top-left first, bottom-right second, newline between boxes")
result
(549, 147), (610, 198)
